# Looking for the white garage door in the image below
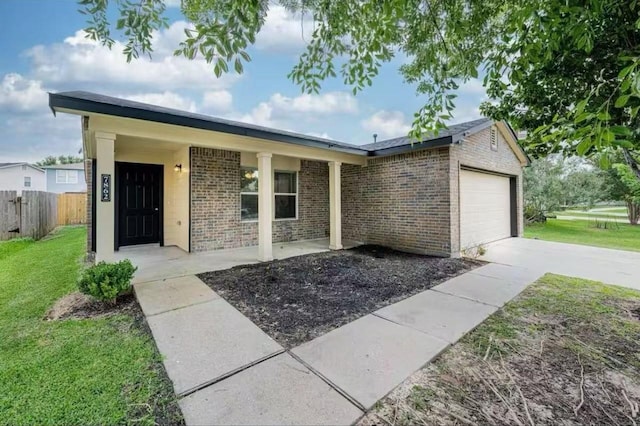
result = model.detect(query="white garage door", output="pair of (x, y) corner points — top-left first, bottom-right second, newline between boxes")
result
(460, 169), (512, 249)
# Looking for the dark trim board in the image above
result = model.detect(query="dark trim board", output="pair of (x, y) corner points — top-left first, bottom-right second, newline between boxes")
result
(510, 177), (518, 236)
(188, 147), (192, 253)
(91, 159), (96, 253)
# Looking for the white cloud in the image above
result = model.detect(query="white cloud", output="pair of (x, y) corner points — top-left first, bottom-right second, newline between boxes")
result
(201, 90), (233, 113)
(164, 0), (182, 7)
(458, 78), (486, 96)
(123, 91), (197, 112)
(26, 25), (238, 91)
(361, 110), (411, 139)
(0, 73), (48, 114)
(255, 5), (314, 52)
(237, 91), (358, 128)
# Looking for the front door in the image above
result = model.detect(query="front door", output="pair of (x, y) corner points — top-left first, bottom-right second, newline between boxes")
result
(116, 162), (162, 247)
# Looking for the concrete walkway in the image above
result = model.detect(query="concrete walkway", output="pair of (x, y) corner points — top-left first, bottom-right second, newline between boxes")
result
(134, 261), (541, 425)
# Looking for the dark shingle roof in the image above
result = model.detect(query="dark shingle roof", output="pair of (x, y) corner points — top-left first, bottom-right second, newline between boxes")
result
(49, 91), (366, 156)
(49, 91), (524, 160)
(361, 118), (492, 151)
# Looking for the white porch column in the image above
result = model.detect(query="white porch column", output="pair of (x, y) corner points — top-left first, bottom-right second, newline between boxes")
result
(329, 161), (342, 250)
(95, 132), (116, 262)
(257, 152), (273, 261)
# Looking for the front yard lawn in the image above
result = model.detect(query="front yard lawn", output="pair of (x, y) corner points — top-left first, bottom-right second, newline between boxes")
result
(198, 245), (481, 348)
(0, 227), (182, 425)
(525, 218), (640, 252)
(361, 274), (640, 425)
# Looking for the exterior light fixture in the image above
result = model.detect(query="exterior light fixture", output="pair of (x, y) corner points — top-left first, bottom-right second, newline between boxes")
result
(174, 164), (182, 172)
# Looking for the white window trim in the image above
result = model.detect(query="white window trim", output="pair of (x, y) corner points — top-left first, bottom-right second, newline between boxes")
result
(56, 169), (78, 184)
(273, 170), (298, 221)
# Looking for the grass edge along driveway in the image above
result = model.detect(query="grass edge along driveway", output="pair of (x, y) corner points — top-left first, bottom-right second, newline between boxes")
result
(361, 274), (640, 425)
(0, 227), (182, 426)
(525, 218), (640, 252)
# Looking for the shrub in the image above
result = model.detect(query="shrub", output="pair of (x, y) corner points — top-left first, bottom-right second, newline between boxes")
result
(524, 204), (547, 224)
(78, 260), (137, 303)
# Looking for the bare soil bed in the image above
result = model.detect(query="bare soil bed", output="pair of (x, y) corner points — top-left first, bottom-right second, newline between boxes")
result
(198, 245), (481, 348)
(45, 291), (138, 320)
(359, 274), (640, 426)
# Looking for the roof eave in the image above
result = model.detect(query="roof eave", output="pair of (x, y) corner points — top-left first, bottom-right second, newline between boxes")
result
(49, 92), (369, 157)
(368, 136), (453, 157)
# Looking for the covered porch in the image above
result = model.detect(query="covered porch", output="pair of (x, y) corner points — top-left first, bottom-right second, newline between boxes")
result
(113, 238), (361, 284)
(76, 105), (366, 263)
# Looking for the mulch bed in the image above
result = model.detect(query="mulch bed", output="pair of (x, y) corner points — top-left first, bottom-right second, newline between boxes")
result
(198, 245), (482, 348)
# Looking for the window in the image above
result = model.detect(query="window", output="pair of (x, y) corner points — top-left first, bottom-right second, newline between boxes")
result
(24, 177), (31, 187)
(490, 127), (498, 151)
(56, 170), (79, 184)
(240, 168), (259, 221)
(274, 171), (297, 220)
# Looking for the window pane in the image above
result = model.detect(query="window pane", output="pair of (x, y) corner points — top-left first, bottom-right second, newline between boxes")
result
(275, 195), (296, 219)
(240, 168), (258, 192)
(24, 177), (31, 187)
(68, 170), (78, 184)
(274, 171), (296, 193)
(241, 194), (258, 220)
(56, 170), (66, 183)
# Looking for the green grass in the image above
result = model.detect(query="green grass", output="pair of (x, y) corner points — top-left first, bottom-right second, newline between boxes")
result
(366, 274), (640, 425)
(592, 207), (627, 213)
(0, 227), (181, 426)
(525, 218), (640, 252)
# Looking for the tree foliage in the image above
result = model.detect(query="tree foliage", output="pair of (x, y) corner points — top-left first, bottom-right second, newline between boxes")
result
(607, 163), (640, 224)
(524, 156), (610, 218)
(78, 0), (640, 173)
(35, 155), (84, 166)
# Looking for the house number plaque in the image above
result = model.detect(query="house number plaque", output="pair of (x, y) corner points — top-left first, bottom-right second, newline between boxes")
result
(101, 174), (111, 202)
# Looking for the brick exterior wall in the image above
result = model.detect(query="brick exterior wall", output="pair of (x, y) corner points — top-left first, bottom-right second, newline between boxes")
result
(342, 148), (453, 256)
(190, 147), (329, 252)
(449, 126), (524, 253)
(342, 125), (524, 257)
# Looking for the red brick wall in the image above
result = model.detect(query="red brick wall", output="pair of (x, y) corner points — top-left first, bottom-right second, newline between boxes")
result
(190, 147), (329, 252)
(342, 148), (453, 256)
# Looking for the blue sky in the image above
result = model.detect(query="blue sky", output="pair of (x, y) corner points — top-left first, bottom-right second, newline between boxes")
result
(0, 0), (486, 162)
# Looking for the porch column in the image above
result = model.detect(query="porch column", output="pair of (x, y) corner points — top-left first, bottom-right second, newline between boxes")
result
(257, 152), (273, 261)
(329, 161), (342, 250)
(95, 132), (116, 262)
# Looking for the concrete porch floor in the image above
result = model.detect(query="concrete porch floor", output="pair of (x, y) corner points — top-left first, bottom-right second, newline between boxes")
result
(114, 238), (360, 284)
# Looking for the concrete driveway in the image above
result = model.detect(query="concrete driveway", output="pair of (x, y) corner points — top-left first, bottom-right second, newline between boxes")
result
(480, 237), (640, 290)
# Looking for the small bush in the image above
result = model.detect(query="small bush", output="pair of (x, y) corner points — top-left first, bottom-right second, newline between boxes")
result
(524, 204), (547, 224)
(78, 260), (137, 303)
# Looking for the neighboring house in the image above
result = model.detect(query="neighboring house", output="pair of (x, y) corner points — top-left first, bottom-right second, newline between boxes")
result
(42, 163), (87, 193)
(0, 162), (46, 194)
(49, 91), (529, 262)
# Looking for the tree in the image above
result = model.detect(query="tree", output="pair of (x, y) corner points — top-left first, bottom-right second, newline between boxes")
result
(35, 155), (84, 166)
(524, 156), (610, 222)
(78, 0), (640, 173)
(606, 164), (640, 225)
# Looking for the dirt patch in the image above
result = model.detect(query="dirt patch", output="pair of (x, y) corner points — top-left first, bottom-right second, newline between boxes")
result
(359, 274), (640, 426)
(198, 245), (481, 348)
(45, 292), (137, 320)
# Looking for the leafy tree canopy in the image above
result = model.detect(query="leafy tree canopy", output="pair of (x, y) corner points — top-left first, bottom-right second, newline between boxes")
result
(78, 0), (640, 174)
(36, 155), (84, 166)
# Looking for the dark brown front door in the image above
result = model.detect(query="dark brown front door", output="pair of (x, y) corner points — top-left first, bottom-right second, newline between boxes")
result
(116, 162), (162, 247)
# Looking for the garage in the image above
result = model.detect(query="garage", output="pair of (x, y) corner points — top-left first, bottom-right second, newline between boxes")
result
(460, 169), (514, 250)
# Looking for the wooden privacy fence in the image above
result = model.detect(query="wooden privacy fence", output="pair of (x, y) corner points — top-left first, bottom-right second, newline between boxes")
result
(0, 190), (58, 241)
(57, 192), (87, 225)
